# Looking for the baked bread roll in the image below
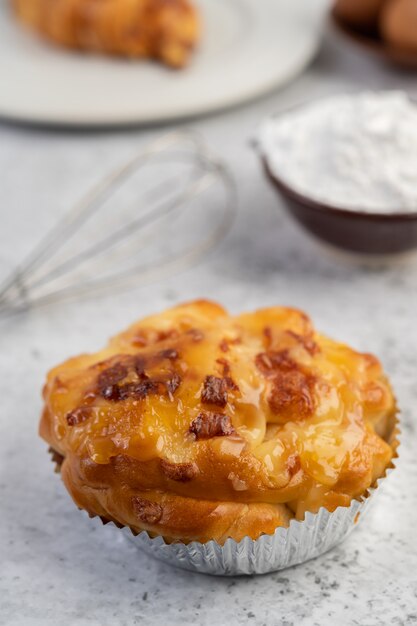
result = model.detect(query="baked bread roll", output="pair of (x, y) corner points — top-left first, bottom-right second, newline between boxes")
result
(12, 0), (200, 68)
(41, 300), (397, 544)
(380, 0), (417, 53)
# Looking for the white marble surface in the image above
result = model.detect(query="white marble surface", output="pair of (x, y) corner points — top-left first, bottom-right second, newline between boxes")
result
(1, 24), (417, 626)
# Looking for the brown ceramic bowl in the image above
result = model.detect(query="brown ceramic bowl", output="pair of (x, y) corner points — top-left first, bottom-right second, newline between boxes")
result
(331, 10), (417, 70)
(262, 158), (417, 256)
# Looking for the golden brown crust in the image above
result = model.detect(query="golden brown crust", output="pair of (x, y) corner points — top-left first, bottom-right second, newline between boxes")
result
(60, 453), (293, 543)
(13, 0), (200, 68)
(40, 300), (397, 544)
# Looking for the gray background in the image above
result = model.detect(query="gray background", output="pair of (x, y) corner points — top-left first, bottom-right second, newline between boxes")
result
(1, 24), (417, 626)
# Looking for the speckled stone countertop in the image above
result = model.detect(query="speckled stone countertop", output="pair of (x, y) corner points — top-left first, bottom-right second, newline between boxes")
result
(1, 26), (417, 626)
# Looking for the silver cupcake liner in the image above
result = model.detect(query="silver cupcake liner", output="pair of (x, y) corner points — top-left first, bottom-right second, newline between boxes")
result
(120, 415), (400, 575)
(61, 415), (400, 576)
(120, 469), (391, 576)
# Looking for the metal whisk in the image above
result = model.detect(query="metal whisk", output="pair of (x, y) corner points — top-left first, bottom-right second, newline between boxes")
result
(0, 131), (237, 316)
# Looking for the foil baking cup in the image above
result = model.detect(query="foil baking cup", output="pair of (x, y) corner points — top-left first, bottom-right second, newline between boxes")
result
(121, 471), (392, 575)
(55, 415), (400, 576)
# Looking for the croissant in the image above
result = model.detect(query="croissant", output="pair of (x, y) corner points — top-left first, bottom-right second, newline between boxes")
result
(13, 0), (200, 68)
(41, 300), (397, 544)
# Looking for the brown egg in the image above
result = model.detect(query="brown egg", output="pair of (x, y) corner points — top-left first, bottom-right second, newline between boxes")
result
(380, 0), (417, 53)
(333, 0), (386, 31)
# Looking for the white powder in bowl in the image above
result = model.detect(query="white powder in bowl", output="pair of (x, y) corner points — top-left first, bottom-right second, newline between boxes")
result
(259, 91), (417, 214)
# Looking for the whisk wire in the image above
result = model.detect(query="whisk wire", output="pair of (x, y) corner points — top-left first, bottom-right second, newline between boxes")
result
(0, 131), (236, 316)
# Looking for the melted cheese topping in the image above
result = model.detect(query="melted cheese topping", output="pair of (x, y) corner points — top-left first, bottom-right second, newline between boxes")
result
(41, 300), (396, 519)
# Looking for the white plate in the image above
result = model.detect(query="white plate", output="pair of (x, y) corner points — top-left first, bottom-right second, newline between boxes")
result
(0, 0), (327, 126)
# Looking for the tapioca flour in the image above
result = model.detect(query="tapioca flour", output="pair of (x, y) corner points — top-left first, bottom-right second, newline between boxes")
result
(259, 91), (417, 213)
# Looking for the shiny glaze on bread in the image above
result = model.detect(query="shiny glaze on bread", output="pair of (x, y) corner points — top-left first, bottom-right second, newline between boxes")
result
(41, 300), (397, 543)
